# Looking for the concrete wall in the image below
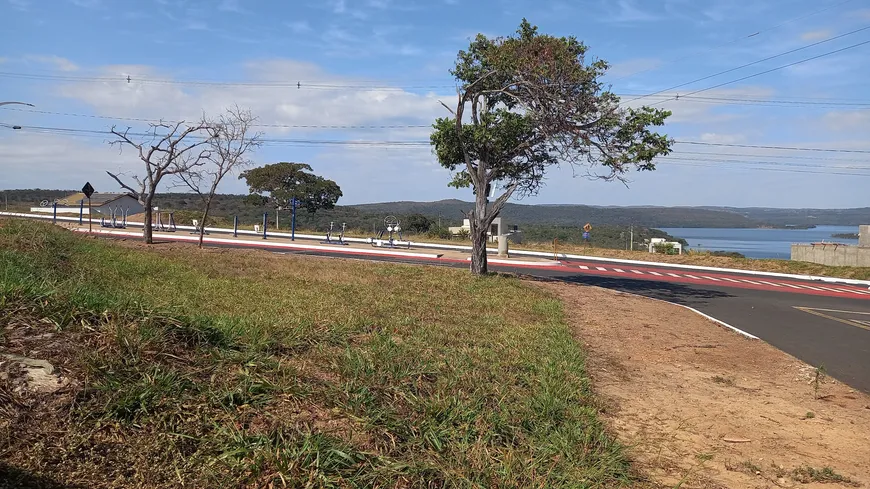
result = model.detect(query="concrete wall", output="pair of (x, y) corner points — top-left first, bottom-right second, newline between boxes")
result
(791, 243), (870, 267)
(860, 225), (870, 248)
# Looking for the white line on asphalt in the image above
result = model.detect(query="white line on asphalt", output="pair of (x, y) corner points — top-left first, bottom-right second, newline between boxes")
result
(685, 274), (701, 280)
(579, 265), (589, 270)
(614, 268), (626, 273)
(796, 284), (824, 291)
(758, 281), (783, 288)
(649, 271), (663, 276)
(741, 279), (763, 285)
(667, 273), (681, 277)
(781, 283), (803, 289)
(596, 266), (607, 271)
(818, 286), (845, 293)
(720, 277), (741, 283)
(701, 276), (721, 282)
(631, 270), (644, 275)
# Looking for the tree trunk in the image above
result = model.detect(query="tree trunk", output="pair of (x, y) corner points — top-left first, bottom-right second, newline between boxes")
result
(198, 201), (211, 249)
(143, 195), (154, 244)
(469, 188), (490, 276)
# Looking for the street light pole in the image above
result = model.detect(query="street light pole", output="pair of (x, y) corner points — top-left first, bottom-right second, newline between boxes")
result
(1, 102), (35, 130)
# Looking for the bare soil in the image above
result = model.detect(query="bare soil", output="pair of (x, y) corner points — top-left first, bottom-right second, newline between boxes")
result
(540, 281), (870, 489)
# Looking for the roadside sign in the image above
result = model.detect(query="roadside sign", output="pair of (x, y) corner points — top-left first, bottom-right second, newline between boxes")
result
(81, 182), (95, 198)
(583, 232), (590, 240)
(583, 223), (592, 232)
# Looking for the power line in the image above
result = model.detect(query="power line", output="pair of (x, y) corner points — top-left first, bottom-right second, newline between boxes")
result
(662, 159), (870, 177)
(625, 24), (870, 104)
(6, 122), (870, 154)
(607, 0), (858, 83)
(650, 39), (870, 106)
(674, 140), (870, 154)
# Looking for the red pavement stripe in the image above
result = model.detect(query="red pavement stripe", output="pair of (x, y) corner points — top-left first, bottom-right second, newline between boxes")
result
(562, 259), (867, 291)
(562, 261), (868, 300)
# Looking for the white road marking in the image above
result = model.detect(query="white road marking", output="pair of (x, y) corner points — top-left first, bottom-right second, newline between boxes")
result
(701, 276), (721, 282)
(614, 268), (626, 273)
(720, 277), (741, 283)
(649, 271), (663, 276)
(631, 270), (644, 275)
(667, 273), (681, 277)
(741, 279), (763, 285)
(796, 284), (824, 291)
(685, 274), (701, 280)
(757, 281), (783, 288)
(578, 265), (589, 270)
(818, 286), (845, 293)
(781, 283), (803, 289)
(596, 267), (607, 271)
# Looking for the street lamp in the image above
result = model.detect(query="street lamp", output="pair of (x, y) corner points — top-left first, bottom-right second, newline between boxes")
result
(1, 101), (34, 130)
(0, 101), (34, 108)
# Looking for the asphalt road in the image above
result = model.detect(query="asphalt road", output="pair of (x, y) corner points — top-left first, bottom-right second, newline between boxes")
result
(144, 237), (870, 394)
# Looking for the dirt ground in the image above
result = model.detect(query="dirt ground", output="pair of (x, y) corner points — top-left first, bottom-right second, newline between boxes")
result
(540, 281), (870, 489)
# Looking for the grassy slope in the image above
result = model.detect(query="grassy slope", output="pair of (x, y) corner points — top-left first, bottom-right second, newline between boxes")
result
(0, 219), (632, 488)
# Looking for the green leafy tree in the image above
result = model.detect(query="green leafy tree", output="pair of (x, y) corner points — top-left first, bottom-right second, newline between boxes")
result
(239, 162), (342, 214)
(404, 213), (433, 234)
(431, 20), (673, 275)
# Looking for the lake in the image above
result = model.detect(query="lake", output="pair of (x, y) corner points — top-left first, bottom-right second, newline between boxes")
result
(659, 226), (861, 259)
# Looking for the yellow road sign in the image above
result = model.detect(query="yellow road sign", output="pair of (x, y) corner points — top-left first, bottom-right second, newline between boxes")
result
(583, 223), (592, 232)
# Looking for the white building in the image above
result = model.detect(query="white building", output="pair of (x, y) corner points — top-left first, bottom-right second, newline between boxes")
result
(648, 237), (683, 255)
(449, 217), (504, 242)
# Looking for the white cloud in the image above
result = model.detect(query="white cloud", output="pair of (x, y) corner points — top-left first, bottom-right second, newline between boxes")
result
(286, 20), (312, 33)
(7, 0), (30, 10)
(24, 55), (79, 72)
(698, 132), (745, 144)
(605, 0), (662, 22)
(218, 0), (243, 12)
(821, 110), (870, 133)
(607, 58), (662, 78)
(69, 0), (101, 7)
(800, 30), (832, 41)
(0, 131), (141, 191)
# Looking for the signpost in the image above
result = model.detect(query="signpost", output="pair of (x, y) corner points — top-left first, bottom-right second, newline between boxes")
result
(583, 223), (592, 243)
(81, 182), (95, 233)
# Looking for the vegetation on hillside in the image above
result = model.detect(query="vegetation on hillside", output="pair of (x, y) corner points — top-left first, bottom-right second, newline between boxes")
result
(4, 190), (867, 231)
(0, 219), (632, 488)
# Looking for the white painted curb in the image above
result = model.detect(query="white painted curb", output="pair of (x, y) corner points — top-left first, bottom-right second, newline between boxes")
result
(465, 257), (562, 267)
(69, 227), (444, 260)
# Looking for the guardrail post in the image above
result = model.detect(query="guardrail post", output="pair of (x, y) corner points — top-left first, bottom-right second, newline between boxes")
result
(233, 216), (238, 237)
(52, 201), (57, 224)
(79, 200), (84, 225)
(263, 213), (268, 240)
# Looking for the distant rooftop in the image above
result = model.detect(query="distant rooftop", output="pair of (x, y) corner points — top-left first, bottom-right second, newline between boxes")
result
(58, 192), (136, 206)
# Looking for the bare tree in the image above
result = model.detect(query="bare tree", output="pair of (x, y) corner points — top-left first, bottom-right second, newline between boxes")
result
(178, 106), (262, 248)
(108, 119), (215, 244)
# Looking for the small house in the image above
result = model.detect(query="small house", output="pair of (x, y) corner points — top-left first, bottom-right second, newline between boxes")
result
(56, 192), (144, 216)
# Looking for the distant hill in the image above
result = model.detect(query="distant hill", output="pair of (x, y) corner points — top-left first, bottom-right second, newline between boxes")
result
(697, 207), (870, 227)
(353, 200), (765, 228)
(3, 190), (867, 228)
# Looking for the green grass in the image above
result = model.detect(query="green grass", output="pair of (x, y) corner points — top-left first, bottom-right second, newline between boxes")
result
(0, 218), (633, 488)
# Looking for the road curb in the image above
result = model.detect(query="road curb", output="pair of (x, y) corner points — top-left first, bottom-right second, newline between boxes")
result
(71, 228), (445, 260)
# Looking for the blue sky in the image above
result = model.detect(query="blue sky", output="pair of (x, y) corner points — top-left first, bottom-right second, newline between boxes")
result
(1, 0), (869, 208)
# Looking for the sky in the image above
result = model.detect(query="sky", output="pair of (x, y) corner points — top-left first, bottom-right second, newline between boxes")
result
(1, 0), (869, 208)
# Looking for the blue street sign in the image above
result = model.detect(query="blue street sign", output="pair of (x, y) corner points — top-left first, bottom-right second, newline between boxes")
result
(583, 232), (590, 240)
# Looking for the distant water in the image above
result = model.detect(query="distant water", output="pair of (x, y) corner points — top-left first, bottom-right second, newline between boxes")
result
(659, 226), (861, 259)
